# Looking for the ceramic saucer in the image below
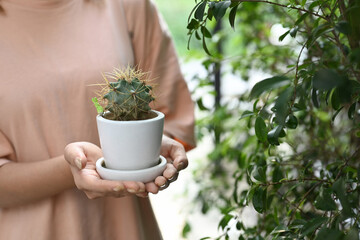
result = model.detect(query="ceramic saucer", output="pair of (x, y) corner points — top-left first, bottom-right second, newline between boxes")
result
(96, 155), (167, 182)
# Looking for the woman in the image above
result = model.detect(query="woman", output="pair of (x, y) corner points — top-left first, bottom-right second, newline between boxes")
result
(0, 0), (195, 239)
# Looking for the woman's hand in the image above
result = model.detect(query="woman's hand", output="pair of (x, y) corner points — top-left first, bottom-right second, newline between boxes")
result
(64, 142), (148, 199)
(145, 135), (189, 194)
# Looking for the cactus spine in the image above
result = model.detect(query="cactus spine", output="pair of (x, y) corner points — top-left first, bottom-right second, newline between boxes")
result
(93, 66), (156, 121)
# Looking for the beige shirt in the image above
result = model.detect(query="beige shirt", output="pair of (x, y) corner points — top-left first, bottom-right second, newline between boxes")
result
(0, 0), (195, 239)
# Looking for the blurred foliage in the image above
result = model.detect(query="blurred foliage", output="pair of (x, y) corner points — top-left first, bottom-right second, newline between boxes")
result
(154, 0), (203, 58)
(185, 0), (360, 239)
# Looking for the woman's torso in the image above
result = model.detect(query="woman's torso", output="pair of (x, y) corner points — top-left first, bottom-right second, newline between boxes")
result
(0, 1), (161, 239)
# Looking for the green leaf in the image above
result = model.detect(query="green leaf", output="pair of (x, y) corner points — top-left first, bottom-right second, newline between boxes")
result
(229, 4), (238, 30)
(201, 201), (210, 214)
(344, 228), (360, 240)
(290, 219), (307, 229)
(253, 166), (266, 183)
(314, 187), (337, 211)
(332, 178), (354, 217)
(240, 110), (254, 120)
(274, 87), (293, 125)
(332, 106), (343, 122)
(213, 1), (231, 21)
(309, 1), (321, 9)
(250, 76), (290, 99)
(255, 117), (267, 142)
(182, 222), (192, 238)
(187, 18), (200, 30)
(356, 131), (360, 138)
(197, 98), (209, 111)
(273, 206), (279, 225)
(272, 167), (284, 183)
(286, 114), (298, 129)
(252, 187), (267, 213)
(312, 69), (344, 91)
(267, 125), (283, 146)
(306, 23), (333, 48)
(195, 30), (201, 40)
(290, 27), (298, 38)
(271, 225), (290, 236)
(207, 3), (213, 21)
(314, 227), (344, 240)
(278, 128), (286, 138)
(335, 21), (351, 35)
(202, 35), (212, 56)
(253, 99), (260, 113)
(301, 217), (327, 236)
(330, 88), (341, 110)
(195, 1), (207, 22)
(350, 79), (360, 93)
(92, 97), (104, 114)
(235, 220), (243, 230)
(295, 12), (309, 25)
(349, 48), (360, 64)
(335, 79), (352, 104)
(218, 214), (233, 230)
(279, 30), (290, 42)
(312, 89), (320, 108)
(201, 26), (212, 38)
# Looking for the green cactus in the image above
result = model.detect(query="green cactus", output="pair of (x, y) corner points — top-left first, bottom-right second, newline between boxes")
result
(93, 67), (156, 121)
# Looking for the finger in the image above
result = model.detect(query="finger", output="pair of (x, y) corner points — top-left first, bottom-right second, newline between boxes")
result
(85, 189), (127, 199)
(80, 142), (103, 163)
(78, 177), (126, 195)
(64, 143), (87, 170)
(158, 180), (170, 191)
(171, 145), (188, 171)
(163, 138), (188, 171)
(168, 172), (179, 183)
(154, 176), (167, 187)
(136, 192), (149, 198)
(123, 181), (146, 194)
(145, 182), (159, 194)
(82, 179), (147, 199)
(163, 163), (178, 179)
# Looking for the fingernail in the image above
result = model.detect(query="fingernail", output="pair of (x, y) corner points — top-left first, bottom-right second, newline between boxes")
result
(127, 189), (136, 193)
(75, 158), (82, 170)
(177, 162), (185, 171)
(113, 185), (124, 192)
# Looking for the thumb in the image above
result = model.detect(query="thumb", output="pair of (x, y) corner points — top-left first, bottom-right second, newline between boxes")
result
(64, 143), (87, 170)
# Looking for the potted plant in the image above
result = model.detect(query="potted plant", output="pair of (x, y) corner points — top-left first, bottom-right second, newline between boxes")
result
(92, 66), (166, 183)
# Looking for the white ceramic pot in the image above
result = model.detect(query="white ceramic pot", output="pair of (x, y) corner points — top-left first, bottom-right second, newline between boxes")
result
(96, 110), (164, 170)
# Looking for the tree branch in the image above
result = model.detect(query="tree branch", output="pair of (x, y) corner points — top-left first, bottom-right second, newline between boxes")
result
(287, 182), (322, 226)
(230, 0), (328, 20)
(259, 177), (331, 187)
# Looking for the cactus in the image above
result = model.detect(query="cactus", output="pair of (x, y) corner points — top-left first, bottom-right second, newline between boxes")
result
(93, 66), (156, 121)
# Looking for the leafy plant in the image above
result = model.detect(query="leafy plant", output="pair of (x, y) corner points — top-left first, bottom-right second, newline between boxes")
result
(186, 0), (360, 239)
(92, 66), (155, 121)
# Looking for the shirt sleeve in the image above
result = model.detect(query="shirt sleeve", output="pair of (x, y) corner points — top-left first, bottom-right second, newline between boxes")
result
(0, 130), (14, 167)
(123, 0), (196, 149)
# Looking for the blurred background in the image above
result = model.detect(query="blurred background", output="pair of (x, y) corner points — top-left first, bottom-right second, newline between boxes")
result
(150, 1), (258, 239)
(150, 1), (222, 239)
(150, 1), (360, 240)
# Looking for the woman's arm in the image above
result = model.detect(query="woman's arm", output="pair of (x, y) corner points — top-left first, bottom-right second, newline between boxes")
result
(0, 142), (149, 208)
(0, 155), (74, 208)
(0, 136), (187, 208)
